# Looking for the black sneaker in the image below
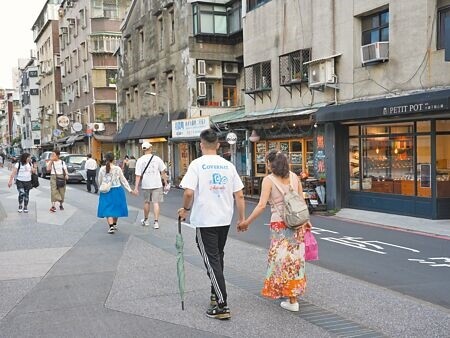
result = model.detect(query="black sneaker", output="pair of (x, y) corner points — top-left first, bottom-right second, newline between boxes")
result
(23, 206), (28, 213)
(18, 205), (23, 213)
(209, 294), (218, 308)
(206, 305), (231, 320)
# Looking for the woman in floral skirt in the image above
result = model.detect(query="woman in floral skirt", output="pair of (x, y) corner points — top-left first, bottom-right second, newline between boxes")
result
(97, 152), (135, 234)
(238, 150), (309, 312)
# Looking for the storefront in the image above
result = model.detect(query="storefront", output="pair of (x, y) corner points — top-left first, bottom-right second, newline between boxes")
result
(315, 88), (450, 219)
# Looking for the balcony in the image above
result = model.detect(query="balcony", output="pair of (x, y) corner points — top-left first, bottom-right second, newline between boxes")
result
(93, 88), (116, 103)
(91, 18), (121, 34)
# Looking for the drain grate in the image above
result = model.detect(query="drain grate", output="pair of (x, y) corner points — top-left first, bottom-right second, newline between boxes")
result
(142, 234), (384, 338)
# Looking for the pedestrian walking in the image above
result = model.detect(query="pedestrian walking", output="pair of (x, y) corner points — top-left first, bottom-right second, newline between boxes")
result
(97, 152), (135, 234)
(85, 153), (98, 193)
(7, 152), (37, 213)
(47, 150), (68, 213)
(122, 155), (130, 181)
(134, 142), (168, 229)
(0, 153), (4, 168)
(127, 156), (136, 185)
(177, 129), (245, 320)
(237, 150), (309, 312)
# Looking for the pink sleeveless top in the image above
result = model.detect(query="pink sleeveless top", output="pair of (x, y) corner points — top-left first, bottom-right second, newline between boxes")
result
(269, 172), (300, 223)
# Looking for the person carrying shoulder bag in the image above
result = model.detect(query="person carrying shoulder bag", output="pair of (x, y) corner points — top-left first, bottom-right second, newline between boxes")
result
(8, 152), (36, 213)
(47, 149), (68, 213)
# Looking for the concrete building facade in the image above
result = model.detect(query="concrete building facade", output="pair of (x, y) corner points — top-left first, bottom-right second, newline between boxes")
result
(238, 0), (450, 219)
(116, 0), (244, 183)
(32, 0), (63, 150)
(58, 0), (130, 160)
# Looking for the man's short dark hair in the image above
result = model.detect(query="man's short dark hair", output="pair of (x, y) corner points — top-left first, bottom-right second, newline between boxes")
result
(200, 128), (218, 147)
(87, 153), (92, 158)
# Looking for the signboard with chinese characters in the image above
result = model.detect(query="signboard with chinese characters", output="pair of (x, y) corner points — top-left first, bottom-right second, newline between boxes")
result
(172, 116), (210, 138)
(313, 127), (326, 179)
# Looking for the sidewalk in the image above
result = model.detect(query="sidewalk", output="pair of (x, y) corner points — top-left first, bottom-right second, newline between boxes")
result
(0, 169), (449, 337)
(334, 209), (450, 238)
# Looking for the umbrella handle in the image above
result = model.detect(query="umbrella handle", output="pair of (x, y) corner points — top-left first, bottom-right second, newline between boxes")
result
(178, 216), (182, 234)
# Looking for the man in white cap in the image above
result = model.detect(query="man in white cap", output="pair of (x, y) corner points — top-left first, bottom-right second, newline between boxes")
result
(134, 142), (168, 229)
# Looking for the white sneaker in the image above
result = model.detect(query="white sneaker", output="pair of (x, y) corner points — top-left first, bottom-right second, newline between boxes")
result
(141, 218), (150, 226)
(280, 301), (299, 312)
(153, 221), (159, 229)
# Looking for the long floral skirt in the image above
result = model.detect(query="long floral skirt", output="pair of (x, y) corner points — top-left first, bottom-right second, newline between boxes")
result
(261, 221), (307, 299)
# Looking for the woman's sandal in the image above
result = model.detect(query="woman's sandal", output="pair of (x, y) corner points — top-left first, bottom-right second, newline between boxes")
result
(49, 206), (56, 213)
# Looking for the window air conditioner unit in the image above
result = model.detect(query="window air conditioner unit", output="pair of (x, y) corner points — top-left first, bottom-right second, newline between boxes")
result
(308, 59), (335, 88)
(361, 41), (389, 65)
(90, 122), (105, 131)
(198, 81), (206, 97)
(197, 60), (206, 76)
(205, 63), (222, 78)
(223, 62), (238, 74)
(67, 0), (74, 8)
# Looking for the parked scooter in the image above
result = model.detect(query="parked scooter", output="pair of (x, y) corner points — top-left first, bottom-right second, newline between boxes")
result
(300, 173), (326, 213)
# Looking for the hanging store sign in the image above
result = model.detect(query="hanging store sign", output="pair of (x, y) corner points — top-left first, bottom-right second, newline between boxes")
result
(172, 116), (210, 138)
(226, 132), (237, 145)
(57, 115), (70, 128)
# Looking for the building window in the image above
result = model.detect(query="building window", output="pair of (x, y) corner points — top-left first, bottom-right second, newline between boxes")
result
(106, 69), (117, 87)
(437, 6), (450, 50)
(149, 79), (156, 113)
(139, 30), (144, 60)
(80, 8), (87, 29)
(170, 8), (175, 44)
(74, 80), (80, 97)
(361, 10), (389, 45)
(228, 2), (242, 34)
(134, 86), (139, 117)
(279, 49), (311, 85)
(90, 35), (120, 53)
(158, 15), (164, 50)
(73, 49), (79, 68)
(247, 0), (271, 12)
(347, 122), (436, 198)
(92, 0), (118, 19)
(80, 41), (88, 61)
(244, 61), (272, 93)
(192, 4), (227, 35)
(81, 74), (89, 93)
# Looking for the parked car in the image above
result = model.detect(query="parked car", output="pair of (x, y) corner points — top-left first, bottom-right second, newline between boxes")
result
(61, 154), (88, 183)
(37, 151), (68, 178)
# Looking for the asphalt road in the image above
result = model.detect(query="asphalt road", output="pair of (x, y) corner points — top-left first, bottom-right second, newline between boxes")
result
(70, 182), (450, 309)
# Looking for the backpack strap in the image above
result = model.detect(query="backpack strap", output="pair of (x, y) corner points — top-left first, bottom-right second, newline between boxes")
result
(267, 174), (287, 220)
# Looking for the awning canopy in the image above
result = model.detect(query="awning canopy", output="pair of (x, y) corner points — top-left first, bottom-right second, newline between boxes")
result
(315, 88), (450, 123)
(226, 107), (317, 126)
(93, 134), (114, 142)
(128, 118), (147, 139)
(209, 109), (246, 124)
(66, 134), (85, 145)
(114, 121), (135, 142)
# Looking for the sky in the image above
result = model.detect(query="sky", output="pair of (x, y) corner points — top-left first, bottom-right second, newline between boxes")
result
(0, 0), (47, 89)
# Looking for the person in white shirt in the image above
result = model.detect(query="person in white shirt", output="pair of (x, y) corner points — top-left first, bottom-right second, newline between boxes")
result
(85, 153), (98, 193)
(7, 152), (37, 213)
(177, 128), (245, 320)
(134, 142), (168, 229)
(47, 149), (69, 212)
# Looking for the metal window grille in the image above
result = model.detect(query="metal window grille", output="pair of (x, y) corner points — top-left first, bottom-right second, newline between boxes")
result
(245, 61), (271, 92)
(279, 49), (311, 85)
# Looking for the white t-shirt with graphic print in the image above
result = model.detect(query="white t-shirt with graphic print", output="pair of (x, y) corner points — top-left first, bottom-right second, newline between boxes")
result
(180, 155), (244, 228)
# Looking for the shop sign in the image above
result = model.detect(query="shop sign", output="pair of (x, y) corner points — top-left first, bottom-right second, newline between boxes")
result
(226, 132), (237, 145)
(172, 116), (210, 138)
(313, 130), (326, 179)
(382, 100), (447, 116)
(57, 115), (70, 128)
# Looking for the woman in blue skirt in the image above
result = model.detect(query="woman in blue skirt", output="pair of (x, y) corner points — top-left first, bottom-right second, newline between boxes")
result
(97, 152), (135, 234)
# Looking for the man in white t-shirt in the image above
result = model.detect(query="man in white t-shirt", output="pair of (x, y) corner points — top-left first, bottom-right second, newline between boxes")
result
(178, 129), (245, 320)
(134, 142), (168, 229)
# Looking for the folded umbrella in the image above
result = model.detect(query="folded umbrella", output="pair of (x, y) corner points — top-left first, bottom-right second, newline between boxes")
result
(175, 216), (185, 310)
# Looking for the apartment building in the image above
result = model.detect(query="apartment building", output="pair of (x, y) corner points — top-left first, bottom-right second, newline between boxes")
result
(58, 0), (130, 159)
(116, 0), (244, 183)
(237, 0), (450, 219)
(32, 0), (63, 151)
(18, 59), (40, 156)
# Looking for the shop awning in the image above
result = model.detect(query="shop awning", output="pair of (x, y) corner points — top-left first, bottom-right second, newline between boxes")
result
(209, 109), (246, 124)
(226, 107), (317, 125)
(56, 136), (69, 144)
(93, 134), (114, 142)
(315, 88), (450, 123)
(114, 121), (135, 142)
(128, 118), (147, 139)
(140, 111), (186, 138)
(66, 134), (85, 145)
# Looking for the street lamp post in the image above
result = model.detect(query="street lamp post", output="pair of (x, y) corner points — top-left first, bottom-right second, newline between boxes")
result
(145, 91), (172, 183)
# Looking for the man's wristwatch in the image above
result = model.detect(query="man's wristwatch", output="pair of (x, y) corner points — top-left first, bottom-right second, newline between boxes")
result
(183, 207), (191, 211)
